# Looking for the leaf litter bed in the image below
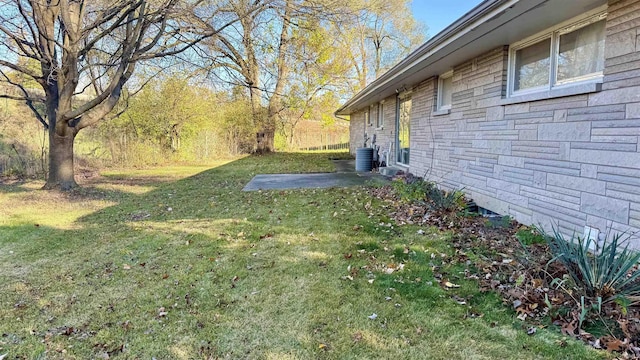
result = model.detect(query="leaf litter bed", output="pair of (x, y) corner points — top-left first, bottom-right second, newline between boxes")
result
(368, 182), (640, 358)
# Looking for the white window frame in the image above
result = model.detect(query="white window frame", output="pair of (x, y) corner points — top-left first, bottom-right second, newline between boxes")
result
(437, 70), (453, 111)
(376, 101), (384, 128)
(507, 7), (607, 98)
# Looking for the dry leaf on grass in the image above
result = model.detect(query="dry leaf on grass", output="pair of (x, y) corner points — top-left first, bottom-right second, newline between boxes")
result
(352, 332), (363, 343)
(441, 280), (460, 289)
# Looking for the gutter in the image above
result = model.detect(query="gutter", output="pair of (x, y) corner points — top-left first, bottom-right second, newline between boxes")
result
(335, 0), (513, 115)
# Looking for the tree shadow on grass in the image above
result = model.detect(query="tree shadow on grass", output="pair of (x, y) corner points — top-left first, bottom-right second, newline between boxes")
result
(1, 152), (383, 358)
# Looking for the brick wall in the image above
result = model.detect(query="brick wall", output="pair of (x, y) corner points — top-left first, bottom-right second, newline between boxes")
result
(403, 0), (640, 245)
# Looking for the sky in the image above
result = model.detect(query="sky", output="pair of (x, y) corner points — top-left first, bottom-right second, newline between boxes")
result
(411, 0), (485, 37)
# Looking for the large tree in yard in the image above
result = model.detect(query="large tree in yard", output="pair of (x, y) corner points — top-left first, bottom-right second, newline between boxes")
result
(205, 0), (424, 152)
(206, 0), (294, 153)
(0, 0), (241, 190)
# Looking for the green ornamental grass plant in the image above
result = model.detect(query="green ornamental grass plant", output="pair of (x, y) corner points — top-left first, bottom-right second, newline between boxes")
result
(542, 226), (640, 304)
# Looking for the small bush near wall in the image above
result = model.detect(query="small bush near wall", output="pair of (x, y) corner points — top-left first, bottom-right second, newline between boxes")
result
(391, 173), (466, 212)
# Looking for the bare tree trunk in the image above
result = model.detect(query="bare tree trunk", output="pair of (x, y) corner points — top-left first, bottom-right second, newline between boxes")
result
(45, 129), (77, 190)
(42, 77), (80, 190)
(257, 0), (292, 153)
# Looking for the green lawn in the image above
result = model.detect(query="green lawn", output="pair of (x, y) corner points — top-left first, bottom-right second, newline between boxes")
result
(0, 153), (606, 359)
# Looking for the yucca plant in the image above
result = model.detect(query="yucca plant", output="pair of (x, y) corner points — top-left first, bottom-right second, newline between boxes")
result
(541, 226), (640, 304)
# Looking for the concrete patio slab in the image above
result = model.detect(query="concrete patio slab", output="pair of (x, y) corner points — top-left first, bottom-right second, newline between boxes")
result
(242, 159), (387, 191)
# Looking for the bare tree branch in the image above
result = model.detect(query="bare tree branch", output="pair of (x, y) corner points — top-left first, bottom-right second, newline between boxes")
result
(0, 69), (48, 129)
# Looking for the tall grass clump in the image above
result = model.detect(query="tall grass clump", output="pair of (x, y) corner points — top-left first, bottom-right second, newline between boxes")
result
(392, 174), (466, 212)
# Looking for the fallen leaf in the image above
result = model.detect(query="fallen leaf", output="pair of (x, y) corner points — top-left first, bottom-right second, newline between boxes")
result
(14, 301), (26, 309)
(353, 332), (363, 343)
(123, 264), (131, 270)
(617, 319), (631, 339)
(561, 320), (577, 336)
(531, 278), (543, 288)
(442, 281), (460, 288)
(368, 313), (378, 320)
(600, 336), (629, 352)
(555, 339), (567, 347)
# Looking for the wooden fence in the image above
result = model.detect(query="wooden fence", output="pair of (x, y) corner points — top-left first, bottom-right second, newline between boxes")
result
(299, 142), (350, 151)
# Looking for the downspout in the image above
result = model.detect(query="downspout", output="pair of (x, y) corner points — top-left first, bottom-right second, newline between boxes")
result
(394, 93), (400, 166)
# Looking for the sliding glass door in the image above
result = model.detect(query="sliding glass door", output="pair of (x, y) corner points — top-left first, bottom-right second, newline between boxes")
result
(396, 96), (411, 165)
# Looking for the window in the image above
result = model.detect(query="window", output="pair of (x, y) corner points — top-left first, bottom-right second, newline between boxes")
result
(376, 102), (384, 128)
(364, 108), (371, 126)
(437, 71), (453, 111)
(509, 11), (606, 96)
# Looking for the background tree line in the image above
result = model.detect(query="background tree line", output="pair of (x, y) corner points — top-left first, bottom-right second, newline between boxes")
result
(0, 0), (425, 188)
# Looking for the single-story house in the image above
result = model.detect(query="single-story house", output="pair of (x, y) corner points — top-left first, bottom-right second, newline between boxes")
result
(336, 0), (640, 246)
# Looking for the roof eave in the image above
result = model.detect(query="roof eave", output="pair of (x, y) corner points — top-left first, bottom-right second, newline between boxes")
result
(336, 0), (511, 116)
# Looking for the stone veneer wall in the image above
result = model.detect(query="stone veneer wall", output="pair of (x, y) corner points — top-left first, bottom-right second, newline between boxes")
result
(347, 0), (640, 244)
(349, 111), (364, 155)
(349, 95), (397, 161)
(409, 0), (640, 244)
